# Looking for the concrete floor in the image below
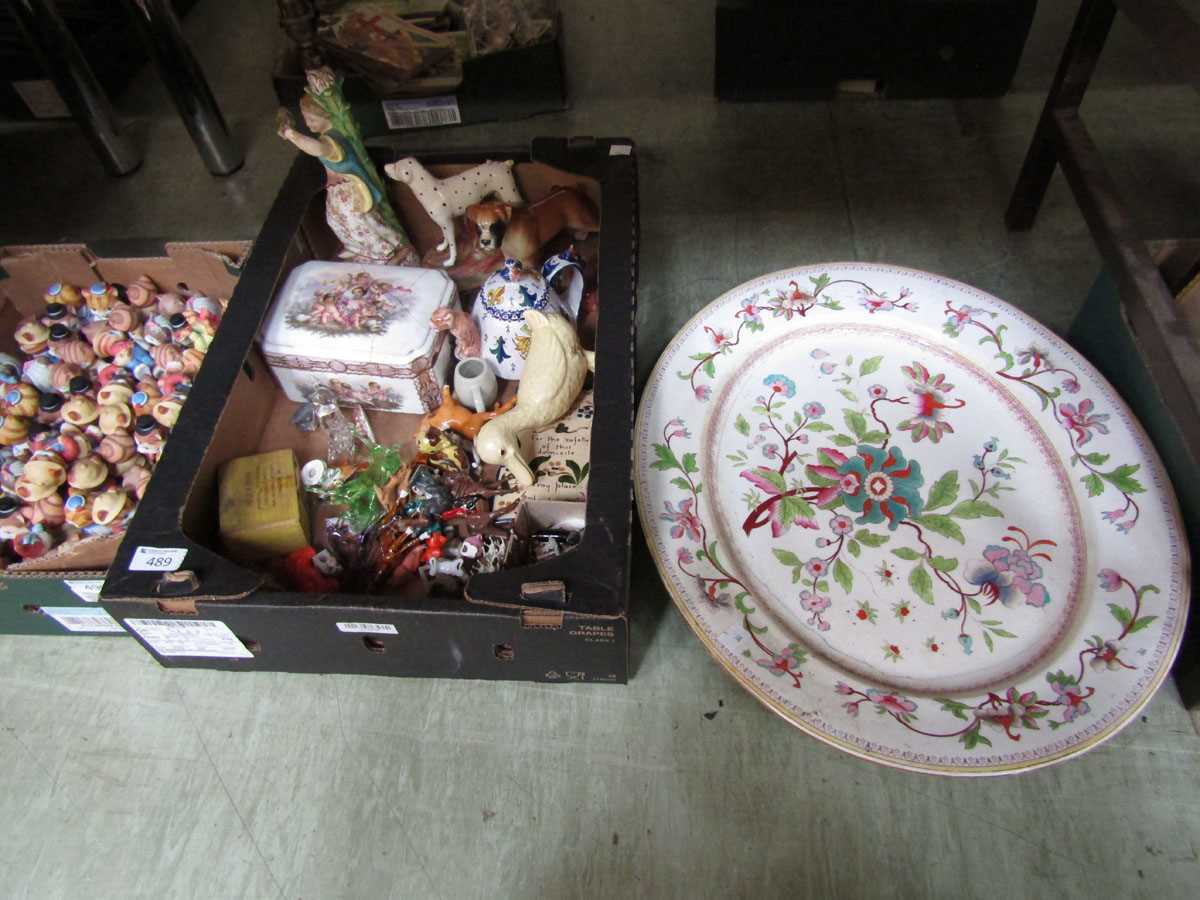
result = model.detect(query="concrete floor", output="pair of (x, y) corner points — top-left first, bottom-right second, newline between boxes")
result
(2, 2), (1200, 898)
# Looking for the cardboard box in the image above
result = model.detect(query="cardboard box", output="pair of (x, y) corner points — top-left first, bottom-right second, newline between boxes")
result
(272, 27), (567, 140)
(101, 138), (637, 683)
(217, 449), (310, 562)
(0, 239), (248, 635)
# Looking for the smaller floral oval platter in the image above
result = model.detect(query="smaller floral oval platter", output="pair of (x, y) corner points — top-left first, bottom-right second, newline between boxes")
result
(635, 264), (1189, 775)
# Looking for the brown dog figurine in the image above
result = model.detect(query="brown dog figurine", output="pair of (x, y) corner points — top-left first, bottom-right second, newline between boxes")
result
(465, 187), (599, 271)
(417, 385), (516, 441)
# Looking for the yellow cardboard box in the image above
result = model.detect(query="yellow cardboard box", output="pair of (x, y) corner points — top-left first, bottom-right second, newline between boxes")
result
(218, 449), (310, 562)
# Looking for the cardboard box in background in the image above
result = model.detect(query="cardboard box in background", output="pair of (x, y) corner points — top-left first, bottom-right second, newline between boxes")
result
(0, 239), (249, 635)
(101, 138), (638, 683)
(272, 28), (567, 140)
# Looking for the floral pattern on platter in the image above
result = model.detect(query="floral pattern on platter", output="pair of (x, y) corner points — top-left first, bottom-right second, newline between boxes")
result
(679, 275), (916, 402)
(287, 270), (412, 335)
(723, 353), (1066, 669)
(835, 571), (1158, 751)
(943, 300), (1144, 533)
(637, 264), (1186, 774)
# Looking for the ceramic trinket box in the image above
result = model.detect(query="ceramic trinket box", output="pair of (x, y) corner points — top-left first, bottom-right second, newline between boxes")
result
(259, 261), (457, 413)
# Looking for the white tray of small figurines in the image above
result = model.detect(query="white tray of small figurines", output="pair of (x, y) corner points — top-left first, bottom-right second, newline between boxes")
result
(635, 263), (1189, 775)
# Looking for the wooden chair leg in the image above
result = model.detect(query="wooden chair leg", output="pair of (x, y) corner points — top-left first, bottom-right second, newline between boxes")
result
(1006, 0), (1118, 231)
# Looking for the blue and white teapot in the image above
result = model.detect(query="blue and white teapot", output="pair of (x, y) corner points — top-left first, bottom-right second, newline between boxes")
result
(473, 258), (573, 381)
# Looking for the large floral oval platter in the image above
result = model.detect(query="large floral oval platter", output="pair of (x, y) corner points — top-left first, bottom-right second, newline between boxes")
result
(635, 264), (1189, 775)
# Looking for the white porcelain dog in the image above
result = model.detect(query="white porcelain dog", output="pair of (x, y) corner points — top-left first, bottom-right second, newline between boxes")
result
(384, 157), (523, 267)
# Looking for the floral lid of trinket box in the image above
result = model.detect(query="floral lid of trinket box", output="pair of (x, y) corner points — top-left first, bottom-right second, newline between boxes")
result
(635, 263), (1188, 775)
(260, 261), (457, 413)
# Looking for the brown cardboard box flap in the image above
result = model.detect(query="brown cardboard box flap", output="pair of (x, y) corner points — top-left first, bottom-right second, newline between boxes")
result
(1, 244), (100, 316)
(9, 533), (122, 573)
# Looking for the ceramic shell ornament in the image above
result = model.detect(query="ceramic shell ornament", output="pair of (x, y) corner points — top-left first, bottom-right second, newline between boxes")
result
(125, 275), (158, 308)
(62, 396), (98, 426)
(67, 456), (107, 490)
(91, 489), (129, 527)
(0, 415), (30, 446)
(15, 319), (49, 355)
(474, 259), (573, 381)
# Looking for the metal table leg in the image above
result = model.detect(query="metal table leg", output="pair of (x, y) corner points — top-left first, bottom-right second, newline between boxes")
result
(5, 0), (142, 176)
(121, 0), (243, 176)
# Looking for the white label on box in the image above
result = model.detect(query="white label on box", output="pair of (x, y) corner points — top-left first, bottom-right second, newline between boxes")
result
(382, 96), (461, 130)
(65, 579), (105, 603)
(608, 143), (633, 156)
(40, 607), (124, 634)
(129, 546), (188, 572)
(124, 619), (253, 659)
(336, 622), (398, 635)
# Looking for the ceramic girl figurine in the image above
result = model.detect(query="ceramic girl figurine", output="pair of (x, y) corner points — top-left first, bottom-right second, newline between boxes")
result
(277, 67), (417, 265)
(475, 310), (595, 487)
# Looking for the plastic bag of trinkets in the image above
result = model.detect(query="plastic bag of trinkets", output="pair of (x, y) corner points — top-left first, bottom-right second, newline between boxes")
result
(0, 277), (227, 566)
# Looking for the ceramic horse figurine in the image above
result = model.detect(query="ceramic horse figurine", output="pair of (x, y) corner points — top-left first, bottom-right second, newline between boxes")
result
(474, 310), (594, 487)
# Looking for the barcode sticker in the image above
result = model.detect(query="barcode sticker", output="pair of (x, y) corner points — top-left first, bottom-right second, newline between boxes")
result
(40, 607), (124, 634)
(609, 143), (633, 156)
(336, 622), (398, 635)
(129, 546), (187, 572)
(65, 579), (105, 603)
(124, 618), (253, 658)
(382, 96), (461, 130)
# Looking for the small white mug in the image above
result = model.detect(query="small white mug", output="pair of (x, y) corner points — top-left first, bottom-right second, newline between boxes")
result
(453, 357), (498, 414)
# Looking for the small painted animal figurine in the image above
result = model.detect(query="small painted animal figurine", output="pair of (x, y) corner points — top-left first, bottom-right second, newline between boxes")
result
(384, 157), (524, 267)
(416, 385), (515, 441)
(475, 310), (594, 487)
(465, 187), (599, 272)
(429, 307), (481, 359)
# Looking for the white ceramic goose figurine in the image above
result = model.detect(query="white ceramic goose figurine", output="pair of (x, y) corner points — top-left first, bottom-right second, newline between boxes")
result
(475, 310), (594, 487)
